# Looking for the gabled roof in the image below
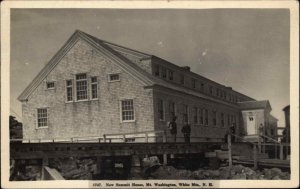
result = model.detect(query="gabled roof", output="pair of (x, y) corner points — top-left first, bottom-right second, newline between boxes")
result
(269, 114), (278, 121)
(18, 30), (155, 101)
(18, 30), (251, 109)
(237, 100), (272, 111)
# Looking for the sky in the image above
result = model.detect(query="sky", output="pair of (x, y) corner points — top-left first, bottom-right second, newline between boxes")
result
(10, 8), (290, 126)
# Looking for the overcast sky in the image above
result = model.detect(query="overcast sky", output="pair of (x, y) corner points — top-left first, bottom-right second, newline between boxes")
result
(10, 9), (290, 126)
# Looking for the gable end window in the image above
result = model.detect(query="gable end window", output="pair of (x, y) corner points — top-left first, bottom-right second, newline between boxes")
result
(76, 74), (88, 100)
(47, 82), (55, 89)
(66, 80), (73, 102)
(91, 77), (98, 99)
(37, 108), (48, 128)
(121, 100), (135, 122)
(109, 74), (120, 82)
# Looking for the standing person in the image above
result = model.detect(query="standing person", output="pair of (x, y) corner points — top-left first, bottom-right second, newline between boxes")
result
(230, 123), (236, 142)
(181, 123), (191, 143)
(168, 116), (177, 142)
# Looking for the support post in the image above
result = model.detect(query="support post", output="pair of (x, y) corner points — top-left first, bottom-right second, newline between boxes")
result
(275, 143), (277, 159)
(103, 135), (106, 143)
(163, 130), (167, 143)
(145, 133), (148, 143)
(253, 144), (258, 170)
(280, 144), (283, 160)
(227, 134), (232, 169)
(123, 135), (126, 143)
(96, 156), (102, 174)
(258, 135), (261, 153)
(163, 154), (168, 165)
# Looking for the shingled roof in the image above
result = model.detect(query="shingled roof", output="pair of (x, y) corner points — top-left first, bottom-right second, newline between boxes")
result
(237, 100), (272, 111)
(18, 30), (251, 108)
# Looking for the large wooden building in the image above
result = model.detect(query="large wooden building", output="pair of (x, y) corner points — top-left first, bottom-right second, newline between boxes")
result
(18, 30), (277, 142)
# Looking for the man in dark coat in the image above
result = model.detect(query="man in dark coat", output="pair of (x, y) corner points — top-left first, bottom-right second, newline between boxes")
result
(168, 116), (177, 142)
(181, 123), (191, 143)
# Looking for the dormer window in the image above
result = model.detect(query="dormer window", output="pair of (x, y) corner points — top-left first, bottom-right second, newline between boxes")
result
(180, 74), (185, 85)
(162, 67), (167, 79)
(46, 82), (55, 89)
(191, 78), (196, 89)
(209, 86), (213, 95)
(168, 70), (173, 80)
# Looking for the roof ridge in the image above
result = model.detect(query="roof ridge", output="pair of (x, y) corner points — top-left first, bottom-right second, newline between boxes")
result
(77, 30), (151, 58)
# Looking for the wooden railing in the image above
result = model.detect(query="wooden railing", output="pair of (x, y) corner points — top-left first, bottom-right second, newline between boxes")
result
(10, 130), (225, 143)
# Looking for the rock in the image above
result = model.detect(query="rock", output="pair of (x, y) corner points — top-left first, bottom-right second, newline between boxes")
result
(219, 168), (230, 179)
(233, 165), (244, 174)
(270, 168), (282, 175)
(272, 175), (281, 180)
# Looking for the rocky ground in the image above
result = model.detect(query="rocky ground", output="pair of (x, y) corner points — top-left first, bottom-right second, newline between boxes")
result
(135, 164), (290, 180)
(11, 157), (290, 180)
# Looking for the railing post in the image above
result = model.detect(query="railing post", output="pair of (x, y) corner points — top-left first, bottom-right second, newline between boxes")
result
(227, 134), (232, 169)
(123, 135), (126, 143)
(103, 135), (106, 143)
(280, 143), (283, 160)
(253, 144), (258, 170)
(145, 133), (148, 143)
(163, 130), (167, 143)
(258, 135), (261, 153)
(275, 143), (277, 159)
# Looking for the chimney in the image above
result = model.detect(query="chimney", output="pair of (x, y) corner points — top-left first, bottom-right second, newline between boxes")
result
(181, 66), (190, 71)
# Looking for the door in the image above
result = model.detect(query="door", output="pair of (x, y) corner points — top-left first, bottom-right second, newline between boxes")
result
(246, 115), (256, 135)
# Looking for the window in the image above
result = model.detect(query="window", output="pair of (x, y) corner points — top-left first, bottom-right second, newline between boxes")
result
(169, 101), (176, 119)
(91, 77), (98, 99)
(216, 89), (220, 97)
(227, 114), (230, 126)
(109, 74), (120, 82)
(221, 113), (225, 127)
(168, 70), (173, 80)
(220, 90), (224, 98)
(37, 108), (48, 128)
(199, 108), (204, 125)
(209, 86), (213, 95)
(47, 82), (55, 89)
(212, 110), (217, 126)
(180, 74), (185, 85)
(193, 107), (198, 124)
(66, 80), (73, 102)
(121, 100), (134, 121)
(191, 78), (196, 89)
(224, 92), (227, 100)
(158, 99), (164, 120)
(76, 74), (88, 100)
(162, 67), (167, 79)
(154, 64), (160, 76)
(201, 83), (204, 91)
(204, 109), (208, 125)
(182, 104), (188, 123)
